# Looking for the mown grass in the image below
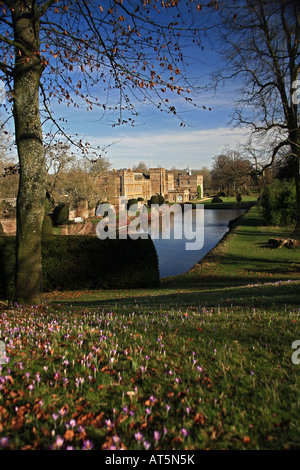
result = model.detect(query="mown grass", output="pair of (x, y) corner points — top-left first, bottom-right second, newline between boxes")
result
(0, 205), (299, 450)
(201, 195), (258, 210)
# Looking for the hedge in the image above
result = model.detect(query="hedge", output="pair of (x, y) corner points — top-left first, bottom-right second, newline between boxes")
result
(148, 195), (159, 206)
(148, 195), (164, 206)
(0, 235), (159, 298)
(212, 196), (223, 203)
(52, 203), (69, 226)
(42, 214), (54, 235)
(260, 179), (296, 226)
(127, 198), (139, 209)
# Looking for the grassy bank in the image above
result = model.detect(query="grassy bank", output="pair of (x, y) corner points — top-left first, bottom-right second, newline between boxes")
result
(201, 195), (258, 210)
(0, 206), (299, 450)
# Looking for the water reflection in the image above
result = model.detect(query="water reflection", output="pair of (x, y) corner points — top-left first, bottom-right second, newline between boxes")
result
(152, 209), (245, 278)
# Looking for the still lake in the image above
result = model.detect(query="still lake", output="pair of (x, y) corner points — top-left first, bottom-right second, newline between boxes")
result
(150, 208), (245, 278)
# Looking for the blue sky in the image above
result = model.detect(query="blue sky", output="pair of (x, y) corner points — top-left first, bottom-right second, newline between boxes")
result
(48, 30), (249, 171)
(1, 5), (249, 172)
(61, 89), (247, 171)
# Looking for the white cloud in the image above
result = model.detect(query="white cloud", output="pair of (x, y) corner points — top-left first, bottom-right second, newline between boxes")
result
(89, 126), (249, 169)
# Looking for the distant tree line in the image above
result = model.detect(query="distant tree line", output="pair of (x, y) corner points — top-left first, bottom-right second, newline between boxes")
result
(1, 144), (294, 207)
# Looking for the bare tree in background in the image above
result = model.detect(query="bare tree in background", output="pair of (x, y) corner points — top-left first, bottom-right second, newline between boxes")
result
(132, 161), (149, 174)
(211, 149), (252, 194)
(50, 156), (111, 208)
(206, 0), (300, 235)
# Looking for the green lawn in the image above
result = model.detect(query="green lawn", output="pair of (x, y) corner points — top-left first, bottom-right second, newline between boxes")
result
(0, 206), (299, 450)
(200, 195), (258, 210)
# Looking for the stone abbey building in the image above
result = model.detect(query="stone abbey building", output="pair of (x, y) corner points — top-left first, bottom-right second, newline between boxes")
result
(98, 167), (203, 204)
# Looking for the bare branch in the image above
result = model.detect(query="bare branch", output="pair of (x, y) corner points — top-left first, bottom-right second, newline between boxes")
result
(37, 0), (59, 19)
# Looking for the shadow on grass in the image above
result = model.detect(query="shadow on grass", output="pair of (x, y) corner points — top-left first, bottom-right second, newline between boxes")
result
(51, 279), (300, 310)
(214, 252), (300, 268)
(163, 262), (299, 289)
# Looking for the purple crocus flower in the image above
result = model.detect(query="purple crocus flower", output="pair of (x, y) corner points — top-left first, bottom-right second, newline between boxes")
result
(134, 432), (144, 443)
(0, 437), (9, 448)
(82, 439), (93, 450)
(181, 428), (188, 437)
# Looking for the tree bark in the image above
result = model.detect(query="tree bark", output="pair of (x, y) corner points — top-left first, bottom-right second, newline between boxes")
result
(12, 3), (46, 303)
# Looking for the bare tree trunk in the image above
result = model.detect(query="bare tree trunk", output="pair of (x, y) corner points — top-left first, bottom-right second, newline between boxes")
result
(12, 4), (46, 303)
